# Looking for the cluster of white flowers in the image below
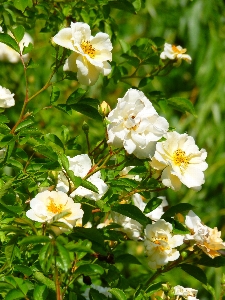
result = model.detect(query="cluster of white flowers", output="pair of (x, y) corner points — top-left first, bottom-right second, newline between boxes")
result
(53, 22), (112, 86)
(144, 219), (184, 269)
(151, 131), (208, 191)
(57, 154), (108, 200)
(26, 190), (84, 229)
(174, 285), (199, 300)
(185, 211), (225, 258)
(0, 26), (33, 63)
(107, 88), (169, 159)
(0, 85), (15, 108)
(160, 43), (192, 66)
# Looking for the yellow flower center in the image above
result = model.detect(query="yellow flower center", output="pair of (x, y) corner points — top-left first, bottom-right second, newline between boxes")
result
(81, 40), (96, 58)
(172, 149), (189, 170)
(47, 197), (64, 214)
(172, 45), (187, 54)
(151, 236), (170, 251)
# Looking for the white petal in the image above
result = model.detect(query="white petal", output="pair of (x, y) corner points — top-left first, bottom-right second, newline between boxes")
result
(53, 28), (74, 50)
(63, 52), (79, 73)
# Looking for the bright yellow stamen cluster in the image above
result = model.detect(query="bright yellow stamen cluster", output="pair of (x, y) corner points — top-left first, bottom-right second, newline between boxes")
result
(47, 197), (64, 214)
(172, 149), (189, 170)
(151, 236), (170, 251)
(172, 45), (187, 54)
(81, 40), (96, 58)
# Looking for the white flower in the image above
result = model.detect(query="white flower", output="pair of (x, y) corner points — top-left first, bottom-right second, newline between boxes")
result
(52, 22), (112, 86)
(174, 285), (199, 300)
(185, 211), (225, 258)
(26, 190), (84, 229)
(160, 43), (192, 65)
(144, 219), (184, 269)
(107, 89), (169, 159)
(111, 211), (143, 241)
(82, 284), (112, 299)
(0, 29), (33, 63)
(57, 154), (108, 200)
(119, 166), (141, 181)
(0, 85), (15, 108)
(151, 131), (208, 191)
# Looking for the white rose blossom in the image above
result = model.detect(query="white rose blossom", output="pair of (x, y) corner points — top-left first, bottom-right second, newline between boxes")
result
(26, 190), (84, 229)
(57, 154), (108, 201)
(0, 85), (15, 108)
(151, 131), (208, 191)
(52, 22), (112, 86)
(144, 219), (184, 269)
(185, 211), (225, 258)
(0, 29), (33, 63)
(112, 194), (168, 241)
(107, 88), (169, 159)
(160, 43), (192, 66)
(174, 285), (199, 300)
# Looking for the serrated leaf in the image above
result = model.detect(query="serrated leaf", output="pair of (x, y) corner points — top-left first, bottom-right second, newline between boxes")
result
(109, 288), (126, 300)
(73, 228), (105, 246)
(161, 203), (194, 220)
(55, 104), (72, 115)
(39, 243), (54, 273)
(14, 265), (32, 276)
(167, 97), (196, 116)
(34, 145), (58, 161)
(56, 241), (71, 272)
(0, 33), (20, 53)
(23, 42), (33, 54)
(197, 254), (225, 268)
(179, 263), (207, 284)
(112, 204), (149, 226)
(50, 86), (60, 104)
(139, 77), (152, 88)
(44, 133), (64, 150)
(11, 25), (25, 43)
(33, 272), (55, 291)
(145, 282), (163, 295)
(7, 158), (23, 169)
(19, 236), (51, 245)
(71, 103), (102, 121)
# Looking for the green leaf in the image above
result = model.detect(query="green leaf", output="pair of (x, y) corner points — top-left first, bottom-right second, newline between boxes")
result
(13, 0), (30, 12)
(56, 241), (71, 272)
(11, 25), (25, 43)
(5, 237), (19, 264)
(0, 178), (14, 200)
(112, 204), (149, 226)
(121, 53), (140, 67)
(143, 197), (163, 214)
(14, 265), (32, 276)
(66, 137), (81, 151)
(145, 282), (163, 295)
(109, 288), (126, 300)
(44, 133), (64, 151)
(0, 202), (22, 216)
(33, 272), (55, 291)
(19, 236), (51, 245)
(71, 103), (102, 121)
(0, 33), (20, 53)
(109, 0), (136, 14)
(161, 203), (194, 220)
(33, 284), (49, 300)
(73, 228), (105, 246)
(138, 77), (152, 88)
(55, 104), (72, 115)
(15, 148), (28, 161)
(23, 42), (33, 54)
(5, 289), (25, 300)
(27, 59), (39, 69)
(65, 240), (93, 253)
(167, 97), (196, 116)
(34, 145), (58, 161)
(74, 264), (104, 277)
(39, 243), (54, 273)
(7, 158), (23, 169)
(172, 219), (190, 234)
(179, 263), (207, 284)
(115, 254), (141, 265)
(81, 179), (99, 193)
(0, 134), (15, 147)
(50, 86), (60, 104)
(66, 88), (86, 105)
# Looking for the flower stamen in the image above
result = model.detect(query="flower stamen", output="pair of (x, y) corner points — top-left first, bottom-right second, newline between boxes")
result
(47, 197), (64, 214)
(81, 40), (96, 58)
(172, 45), (187, 54)
(172, 149), (189, 171)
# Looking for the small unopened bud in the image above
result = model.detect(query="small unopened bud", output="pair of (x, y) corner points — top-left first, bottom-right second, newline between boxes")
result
(181, 251), (188, 259)
(82, 122), (89, 133)
(98, 101), (111, 116)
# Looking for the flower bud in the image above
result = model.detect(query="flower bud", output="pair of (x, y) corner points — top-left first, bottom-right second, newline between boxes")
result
(98, 101), (111, 116)
(82, 122), (89, 133)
